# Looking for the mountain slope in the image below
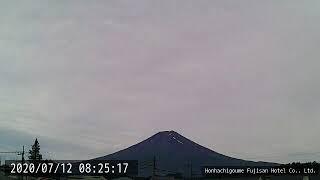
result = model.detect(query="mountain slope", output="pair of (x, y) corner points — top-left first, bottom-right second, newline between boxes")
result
(96, 131), (274, 177)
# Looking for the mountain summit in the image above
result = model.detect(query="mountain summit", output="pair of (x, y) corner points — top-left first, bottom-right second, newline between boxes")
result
(97, 131), (272, 177)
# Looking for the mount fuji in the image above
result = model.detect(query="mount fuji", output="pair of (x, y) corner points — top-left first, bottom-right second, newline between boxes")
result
(96, 131), (274, 177)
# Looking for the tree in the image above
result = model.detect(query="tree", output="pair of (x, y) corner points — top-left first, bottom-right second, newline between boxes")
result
(28, 138), (42, 162)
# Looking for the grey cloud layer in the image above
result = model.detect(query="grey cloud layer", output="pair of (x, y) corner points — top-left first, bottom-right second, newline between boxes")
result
(0, 0), (320, 163)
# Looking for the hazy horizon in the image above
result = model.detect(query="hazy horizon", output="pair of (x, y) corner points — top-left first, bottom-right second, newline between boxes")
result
(1, 0), (320, 163)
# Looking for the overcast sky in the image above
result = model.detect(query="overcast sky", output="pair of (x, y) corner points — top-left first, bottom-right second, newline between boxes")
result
(0, 0), (320, 163)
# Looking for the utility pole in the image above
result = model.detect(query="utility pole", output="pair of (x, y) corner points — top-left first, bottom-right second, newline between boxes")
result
(185, 161), (193, 179)
(190, 161), (193, 180)
(21, 146), (25, 180)
(152, 156), (156, 178)
(16, 146), (25, 180)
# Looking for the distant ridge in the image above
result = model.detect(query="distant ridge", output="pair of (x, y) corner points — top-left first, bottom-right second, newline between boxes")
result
(96, 130), (276, 177)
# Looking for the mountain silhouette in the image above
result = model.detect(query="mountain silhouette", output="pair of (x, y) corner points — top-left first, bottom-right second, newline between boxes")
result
(96, 130), (274, 177)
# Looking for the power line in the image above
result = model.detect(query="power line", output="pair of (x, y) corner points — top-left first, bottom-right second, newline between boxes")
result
(0, 146), (25, 180)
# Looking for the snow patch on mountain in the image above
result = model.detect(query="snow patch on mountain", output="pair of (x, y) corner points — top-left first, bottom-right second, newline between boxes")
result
(172, 136), (183, 144)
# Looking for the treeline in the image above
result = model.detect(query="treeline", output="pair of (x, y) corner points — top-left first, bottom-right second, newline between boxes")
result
(286, 161), (320, 167)
(283, 161), (320, 174)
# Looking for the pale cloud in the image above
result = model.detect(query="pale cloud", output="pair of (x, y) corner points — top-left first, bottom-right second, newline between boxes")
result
(0, 0), (320, 163)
